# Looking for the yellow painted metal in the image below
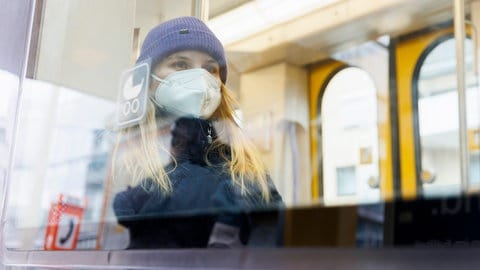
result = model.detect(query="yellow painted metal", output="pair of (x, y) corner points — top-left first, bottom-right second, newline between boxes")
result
(309, 60), (345, 200)
(309, 25), (471, 202)
(378, 79), (394, 201)
(468, 129), (480, 152)
(309, 59), (395, 202)
(395, 27), (453, 199)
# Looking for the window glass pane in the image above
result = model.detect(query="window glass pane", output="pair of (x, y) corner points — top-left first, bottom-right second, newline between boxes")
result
(0, 71), (17, 176)
(4, 0), (478, 261)
(7, 79), (117, 250)
(417, 38), (478, 197)
(337, 166), (356, 196)
(0, 70), (19, 244)
(5, 0), (285, 251)
(321, 67), (381, 206)
(5, 0), (135, 251)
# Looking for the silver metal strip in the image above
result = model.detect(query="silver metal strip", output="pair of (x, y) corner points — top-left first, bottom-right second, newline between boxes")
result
(474, 1), (480, 77)
(192, 0), (209, 22)
(453, 0), (470, 193)
(3, 247), (480, 269)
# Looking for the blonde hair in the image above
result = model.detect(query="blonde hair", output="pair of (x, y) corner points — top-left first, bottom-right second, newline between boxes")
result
(112, 84), (271, 202)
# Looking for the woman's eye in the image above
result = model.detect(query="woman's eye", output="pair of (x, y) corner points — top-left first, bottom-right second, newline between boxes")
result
(203, 65), (219, 74)
(173, 61), (189, 70)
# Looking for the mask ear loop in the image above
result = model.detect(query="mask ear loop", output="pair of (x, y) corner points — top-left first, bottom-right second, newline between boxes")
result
(149, 73), (167, 109)
(150, 73), (163, 83)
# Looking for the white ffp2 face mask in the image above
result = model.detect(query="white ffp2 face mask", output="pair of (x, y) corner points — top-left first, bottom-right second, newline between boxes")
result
(151, 68), (222, 119)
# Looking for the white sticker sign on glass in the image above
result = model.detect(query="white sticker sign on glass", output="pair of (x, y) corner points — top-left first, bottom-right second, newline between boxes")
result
(115, 63), (150, 129)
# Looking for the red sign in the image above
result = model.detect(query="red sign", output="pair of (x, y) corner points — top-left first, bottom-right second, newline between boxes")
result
(44, 194), (86, 250)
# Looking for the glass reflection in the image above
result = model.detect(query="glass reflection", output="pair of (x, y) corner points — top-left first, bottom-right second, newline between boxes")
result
(417, 38), (478, 197)
(0, 70), (20, 249)
(3, 0), (478, 256)
(111, 16), (283, 249)
(5, 78), (115, 250)
(321, 67), (381, 206)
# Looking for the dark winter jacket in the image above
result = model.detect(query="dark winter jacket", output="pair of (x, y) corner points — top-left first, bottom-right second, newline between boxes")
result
(113, 161), (283, 248)
(113, 117), (283, 249)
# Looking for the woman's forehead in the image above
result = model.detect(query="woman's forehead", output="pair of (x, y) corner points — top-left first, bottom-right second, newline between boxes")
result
(166, 50), (217, 62)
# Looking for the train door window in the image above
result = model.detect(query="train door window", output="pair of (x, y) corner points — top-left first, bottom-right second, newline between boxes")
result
(416, 37), (478, 197)
(336, 166), (356, 196)
(321, 67), (380, 205)
(3, 0), (135, 251)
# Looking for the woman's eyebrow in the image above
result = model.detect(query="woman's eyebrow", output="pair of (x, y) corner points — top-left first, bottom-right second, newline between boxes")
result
(166, 55), (191, 61)
(204, 59), (219, 66)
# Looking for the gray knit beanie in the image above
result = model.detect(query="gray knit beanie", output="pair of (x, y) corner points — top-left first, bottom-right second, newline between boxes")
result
(137, 16), (227, 83)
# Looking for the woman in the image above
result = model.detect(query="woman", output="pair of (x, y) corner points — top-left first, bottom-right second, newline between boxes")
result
(113, 16), (282, 249)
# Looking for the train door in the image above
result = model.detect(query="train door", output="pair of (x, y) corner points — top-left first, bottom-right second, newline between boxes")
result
(395, 25), (479, 199)
(309, 40), (393, 206)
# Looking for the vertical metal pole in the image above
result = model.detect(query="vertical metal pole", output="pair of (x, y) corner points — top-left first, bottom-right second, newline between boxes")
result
(192, 0), (209, 21)
(471, 0), (480, 194)
(472, 1), (480, 78)
(453, 0), (470, 193)
(289, 122), (300, 204)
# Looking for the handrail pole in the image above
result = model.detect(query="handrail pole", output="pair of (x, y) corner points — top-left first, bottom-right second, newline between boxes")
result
(453, 0), (470, 193)
(192, 0), (209, 21)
